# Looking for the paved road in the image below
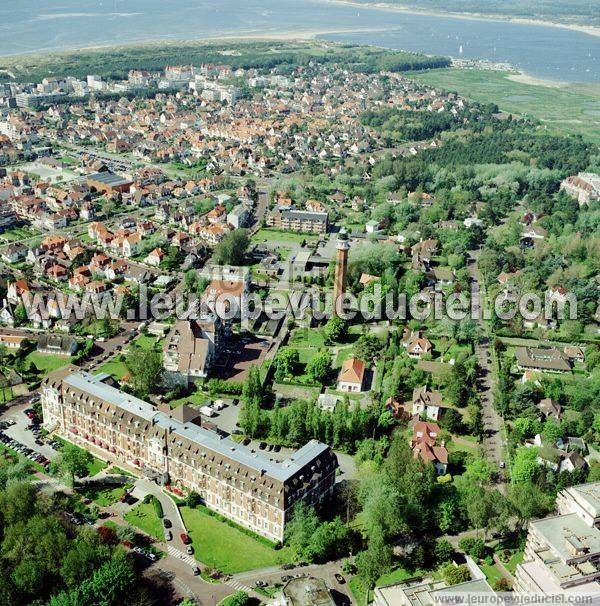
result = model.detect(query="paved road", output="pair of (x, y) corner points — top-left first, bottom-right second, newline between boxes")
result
(233, 559), (353, 606)
(467, 251), (506, 486)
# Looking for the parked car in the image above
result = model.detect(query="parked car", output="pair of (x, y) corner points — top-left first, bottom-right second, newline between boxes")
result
(259, 442), (267, 450)
(186, 545), (194, 555)
(164, 530), (172, 541)
(335, 573), (346, 584)
(162, 518), (172, 528)
(192, 566), (200, 576)
(180, 533), (191, 545)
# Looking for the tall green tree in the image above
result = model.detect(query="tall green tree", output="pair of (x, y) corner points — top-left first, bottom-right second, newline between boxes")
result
(213, 229), (250, 266)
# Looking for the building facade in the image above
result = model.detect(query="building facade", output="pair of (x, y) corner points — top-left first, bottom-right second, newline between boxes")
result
(514, 481), (600, 596)
(266, 206), (328, 234)
(42, 369), (338, 542)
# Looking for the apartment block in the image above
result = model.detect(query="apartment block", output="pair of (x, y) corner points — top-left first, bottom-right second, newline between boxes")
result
(514, 481), (600, 596)
(42, 369), (337, 542)
(266, 206), (328, 234)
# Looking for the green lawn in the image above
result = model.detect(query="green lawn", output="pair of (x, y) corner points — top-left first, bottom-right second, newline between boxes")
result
(179, 505), (293, 574)
(106, 465), (136, 478)
(505, 550), (524, 575)
(26, 352), (73, 373)
(130, 334), (163, 352)
(79, 482), (132, 507)
(97, 358), (128, 381)
(0, 226), (40, 242)
(480, 562), (503, 587)
(167, 389), (211, 409)
(348, 576), (372, 606)
(54, 436), (106, 476)
(124, 502), (163, 540)
(447, 435), (481, 457)
(289, 328), (326, 348)
(334, 345), (354, 368)
(252, 229), (319, 245)
(410, 68), (600, 143)
(376, 566), (425, 586)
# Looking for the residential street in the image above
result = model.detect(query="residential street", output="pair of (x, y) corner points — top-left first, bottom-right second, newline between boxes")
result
(467, 250), (506, 487)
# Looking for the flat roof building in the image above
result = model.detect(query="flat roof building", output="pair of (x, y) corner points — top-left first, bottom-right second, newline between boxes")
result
(86, 171), (133, 194)
(514, 481), (600, 596)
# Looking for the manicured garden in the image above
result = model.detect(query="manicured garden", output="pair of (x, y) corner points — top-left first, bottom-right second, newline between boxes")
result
(179, 505), (293, 574)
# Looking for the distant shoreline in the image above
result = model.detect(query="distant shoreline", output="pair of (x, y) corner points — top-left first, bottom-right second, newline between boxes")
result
(0, 27), (390, 61)
(319, 0), (600, 39)
(0, 31), (593, 92)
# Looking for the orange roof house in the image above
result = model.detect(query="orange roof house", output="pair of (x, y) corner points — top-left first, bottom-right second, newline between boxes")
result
(337, 357), (365, 393)
(410, 420), (448, 474)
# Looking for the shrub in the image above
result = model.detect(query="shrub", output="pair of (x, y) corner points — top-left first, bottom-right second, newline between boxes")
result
(434, 539), (454, 564)
(442, 563), (471, 586)
(186, 491), (202, 508)
(495, 578), (511, 591)
(458, 536), (486, 560)
(151, 496), (163, 518)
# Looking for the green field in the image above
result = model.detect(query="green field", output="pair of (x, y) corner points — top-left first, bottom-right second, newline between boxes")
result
(409, 68), (600, 142)
(179, 505), (292, 574)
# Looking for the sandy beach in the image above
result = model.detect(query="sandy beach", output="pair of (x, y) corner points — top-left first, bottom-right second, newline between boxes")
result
(320, 0), (600, 39)
(506, 73), (569, 88)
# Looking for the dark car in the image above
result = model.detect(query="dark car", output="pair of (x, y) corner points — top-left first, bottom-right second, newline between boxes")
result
(162, 518), (172, 528)
(259, 442), (267, 450)
(335, 573), (346, 584)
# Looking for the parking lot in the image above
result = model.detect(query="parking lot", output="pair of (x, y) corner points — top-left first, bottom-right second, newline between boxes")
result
(0, 398), (54, 472)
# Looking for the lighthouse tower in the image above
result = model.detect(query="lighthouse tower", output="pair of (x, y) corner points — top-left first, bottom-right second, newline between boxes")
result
(333, 231), (350, 317)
